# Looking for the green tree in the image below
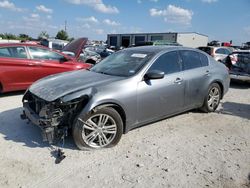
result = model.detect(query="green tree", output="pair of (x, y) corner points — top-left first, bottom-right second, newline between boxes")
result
(55, 30), (68, 40)
(19, 33), (31, 41)
(2, 33), (17, 40)
(38, 31), (49, 40)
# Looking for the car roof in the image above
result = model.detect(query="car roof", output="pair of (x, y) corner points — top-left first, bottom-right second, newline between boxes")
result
(123, 45), (198, 54)
(0, 43), (44, 48)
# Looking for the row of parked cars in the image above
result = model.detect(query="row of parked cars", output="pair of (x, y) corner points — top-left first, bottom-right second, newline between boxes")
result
(198, 46), (250, 82)
(0, 38), (115, 93)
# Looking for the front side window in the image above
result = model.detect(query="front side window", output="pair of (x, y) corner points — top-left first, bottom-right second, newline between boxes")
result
(149, 51), (181, 74)
(180, 50), (202, 70)
(28, 47), (64, 61)
(0, 46), (27, 58)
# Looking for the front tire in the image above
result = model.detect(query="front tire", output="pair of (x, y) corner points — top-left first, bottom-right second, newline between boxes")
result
(72, 107), (123, 150)
(201, 83), (221, 112)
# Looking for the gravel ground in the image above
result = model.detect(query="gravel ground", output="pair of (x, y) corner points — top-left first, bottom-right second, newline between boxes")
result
(0, 81), (249, 188)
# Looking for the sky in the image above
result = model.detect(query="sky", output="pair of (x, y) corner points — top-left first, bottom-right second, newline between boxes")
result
(0, 0), (249, 45)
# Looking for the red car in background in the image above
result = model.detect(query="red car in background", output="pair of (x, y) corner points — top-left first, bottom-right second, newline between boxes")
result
(0, 42), (91, 93)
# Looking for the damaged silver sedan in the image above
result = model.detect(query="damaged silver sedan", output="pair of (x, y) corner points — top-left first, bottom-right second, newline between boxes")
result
(21, 46), (230, 150)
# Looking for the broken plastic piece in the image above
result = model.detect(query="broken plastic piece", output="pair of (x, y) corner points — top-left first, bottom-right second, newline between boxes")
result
(55, 148), (65, 164)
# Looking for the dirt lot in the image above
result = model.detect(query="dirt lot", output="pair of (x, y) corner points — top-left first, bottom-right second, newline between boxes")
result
(0, 82), (249, 188)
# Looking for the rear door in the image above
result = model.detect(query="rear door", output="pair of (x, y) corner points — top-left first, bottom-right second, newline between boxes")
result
(0, 46), (35, 91)
(137, 51), (185, 123)
(179, 50), (210, 108)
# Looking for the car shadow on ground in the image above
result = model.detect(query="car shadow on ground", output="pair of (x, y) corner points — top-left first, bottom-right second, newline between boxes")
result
(218, 102), (250, 120)
(0, 107), (77, 150)
(230, 80), (250, 89)
(0, 91), (25, 97)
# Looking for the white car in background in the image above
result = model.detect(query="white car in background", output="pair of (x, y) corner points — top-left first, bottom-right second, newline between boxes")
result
(198, 46), (233, 62)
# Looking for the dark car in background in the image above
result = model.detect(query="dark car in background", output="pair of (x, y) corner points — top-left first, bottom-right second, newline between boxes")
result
(22, 46), (230, 150)
(224, 50), (250, 82)
(62, 38), (104, 65)
(0, 43), (91, 93)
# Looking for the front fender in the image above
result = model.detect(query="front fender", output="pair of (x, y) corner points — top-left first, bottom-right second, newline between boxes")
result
(61, 88), (96, 103)
(79, 98), (127, 116)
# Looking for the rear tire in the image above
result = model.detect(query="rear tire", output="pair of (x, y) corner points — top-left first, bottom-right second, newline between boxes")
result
(201, 83), (221, 112)
(72, 107), (123, 150)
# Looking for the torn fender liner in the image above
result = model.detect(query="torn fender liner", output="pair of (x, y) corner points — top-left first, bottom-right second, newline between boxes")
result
(29, 70), (122, 102)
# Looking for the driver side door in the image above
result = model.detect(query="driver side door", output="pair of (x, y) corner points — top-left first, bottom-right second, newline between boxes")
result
(27, 46), (70, 81)
(137, 51), (185, 124)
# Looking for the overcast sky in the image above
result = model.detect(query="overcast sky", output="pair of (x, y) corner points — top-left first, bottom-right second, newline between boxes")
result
(0, 0), (249, 45)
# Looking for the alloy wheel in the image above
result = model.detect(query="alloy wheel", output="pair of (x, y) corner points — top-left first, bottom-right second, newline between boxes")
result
(207, 87), (220, 110)
(78, 114), (117, 148)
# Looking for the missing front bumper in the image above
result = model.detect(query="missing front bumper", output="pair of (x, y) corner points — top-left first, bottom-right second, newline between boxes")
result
(21, 103), (60, 144)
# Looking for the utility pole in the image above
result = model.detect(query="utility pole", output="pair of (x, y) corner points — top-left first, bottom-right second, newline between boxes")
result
(65, 20), (67, 32)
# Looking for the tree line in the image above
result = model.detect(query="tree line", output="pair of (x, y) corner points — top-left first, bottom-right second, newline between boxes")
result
(0, 30), (73, 41)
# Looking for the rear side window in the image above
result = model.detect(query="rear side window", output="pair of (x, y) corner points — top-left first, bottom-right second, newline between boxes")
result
(199, 53), (209, 66)
(28, 47), (64, 61)
(215, 48), (226, 54)
(149, 51), (181, 74)
(224, 48), (231, 55)
(180, 50), (202, 70)
(0, 46), (27, 58)
(0, 47), (10, 57)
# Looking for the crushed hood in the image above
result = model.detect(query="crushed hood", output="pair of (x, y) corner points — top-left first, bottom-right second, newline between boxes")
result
(29, 70), (122, 102)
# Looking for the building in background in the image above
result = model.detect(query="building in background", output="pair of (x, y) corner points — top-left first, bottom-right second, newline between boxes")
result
(107, 32), (208, 49)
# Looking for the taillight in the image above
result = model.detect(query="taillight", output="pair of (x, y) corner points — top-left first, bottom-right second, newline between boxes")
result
(211, 49), (215, 57)
(230, 54), (237, 65)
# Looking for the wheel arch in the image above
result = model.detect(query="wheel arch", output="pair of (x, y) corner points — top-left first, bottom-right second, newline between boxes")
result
(92, 103), (127, 133)
(85, 59), (96, 65)
(212, 80), (224, 99)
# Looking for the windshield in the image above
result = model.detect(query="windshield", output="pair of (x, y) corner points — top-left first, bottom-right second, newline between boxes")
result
(90, 50), (156, 77)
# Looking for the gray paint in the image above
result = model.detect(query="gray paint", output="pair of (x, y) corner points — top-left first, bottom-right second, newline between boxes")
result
(27, 46), (230, 132)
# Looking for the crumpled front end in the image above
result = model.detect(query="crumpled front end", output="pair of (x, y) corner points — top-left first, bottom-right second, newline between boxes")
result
(21, 90), (89, 143)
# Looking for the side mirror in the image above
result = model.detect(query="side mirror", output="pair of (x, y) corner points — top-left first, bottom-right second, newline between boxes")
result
(144, 70), (164, 80)
(59, 57), (68, 63)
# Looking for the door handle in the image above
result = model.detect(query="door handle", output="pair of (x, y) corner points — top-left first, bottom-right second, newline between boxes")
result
(205, 70), (210, 76)
(174, 77), (182, 84)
